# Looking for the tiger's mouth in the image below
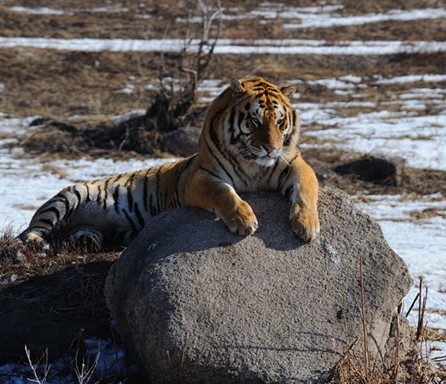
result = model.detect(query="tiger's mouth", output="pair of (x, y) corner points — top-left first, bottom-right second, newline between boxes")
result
(240, 143), (280, 166)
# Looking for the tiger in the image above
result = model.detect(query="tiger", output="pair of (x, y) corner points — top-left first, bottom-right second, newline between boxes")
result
(18, 77), (320, 248)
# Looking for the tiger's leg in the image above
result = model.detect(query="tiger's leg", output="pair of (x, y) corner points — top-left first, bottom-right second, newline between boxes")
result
(17, 186), (82, 244)
(17, 179), (141, 246)
(281, 155), (320, 242)
(185, 174), (258, 236)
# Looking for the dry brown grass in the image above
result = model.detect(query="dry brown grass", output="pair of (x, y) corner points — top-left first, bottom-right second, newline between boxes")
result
(1, 0), (445, 380)
(0, 0), (445, 120)
(324, 266), (443, 384)
(0, 228), (119, 289)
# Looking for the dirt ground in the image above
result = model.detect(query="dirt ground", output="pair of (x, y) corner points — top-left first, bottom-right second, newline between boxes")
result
(0, 0), (445, 382)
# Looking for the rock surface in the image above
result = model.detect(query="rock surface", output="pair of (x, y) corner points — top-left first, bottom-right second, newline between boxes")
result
(105, 187), (415, 383)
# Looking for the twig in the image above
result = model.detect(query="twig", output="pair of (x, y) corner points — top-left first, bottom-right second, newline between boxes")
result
(375, 362), (392, 384)
(393, 315), (400, 383)
(327, 330), (344, 383)
(416, 279), (428, 341)
(74, 342), (100, 384)
(405, 292), (420, 317)
(340, 263), (352, 383)
(24, 345), (51, 384)
(327, 337), (359, 384)
(370, 325), (388, 379)
(347, 355), (366, 383)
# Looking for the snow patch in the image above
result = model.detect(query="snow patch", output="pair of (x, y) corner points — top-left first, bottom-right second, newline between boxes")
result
(283, 8), (446, 29)
(0, 37), (445, 55)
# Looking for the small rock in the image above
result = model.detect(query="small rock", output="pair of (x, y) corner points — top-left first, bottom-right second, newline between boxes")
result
(334, 156), (398, 185)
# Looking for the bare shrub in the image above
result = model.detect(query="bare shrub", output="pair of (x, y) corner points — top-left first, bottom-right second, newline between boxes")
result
(148, 0), (222, 133)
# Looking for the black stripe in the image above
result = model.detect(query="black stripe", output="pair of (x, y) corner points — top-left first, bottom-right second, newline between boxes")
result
(54, 194), (70, 214)
(61, 196), (70, 215)
(208, 122), (250, 185)
(228, 110), (244, 144)
(290, 110), (297, 130)
(39, 218), (54, 227)
(126, 173), (135, 211)
(226, 150), (249, 184)
(66, 207), (74, 220)
(113, 186), (120, 213)
(228, 107), (236, 132)
(266, 160), (281, 185)
(284, 185), (293, 198)
(278, 154), (299, 189)
(104, 179), (110, 209)
(185, 154), (197, 168)
(40, 206), (61, 221)
(123, 209), (137, 233)
(72, 186), (81, 202)
(173, 189), (180, 208)
(143, 169), (150, 212)
(205, 136), (235, 185)
(230, 128), (243, 145)
(237, 111), (245, 128)
(85, 184), (90, 202)
(134, 203), (145, 229)
(208, 124), (234, 174)
(97, 185), (103, 206)
(199, 166), (221, 180)
(155, 168), (161, 214)
(149, 194), (156, 216)
(174, 155), (196, 207)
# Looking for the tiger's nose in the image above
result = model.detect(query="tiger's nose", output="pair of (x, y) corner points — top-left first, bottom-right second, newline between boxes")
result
(263, 144), (277, 153)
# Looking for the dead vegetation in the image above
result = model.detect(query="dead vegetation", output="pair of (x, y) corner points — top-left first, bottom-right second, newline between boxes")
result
(325, 281), (444, 384)
(1, 0), (446, 381)
(0, 230), (123, 376)
(1, 233), (444, 383)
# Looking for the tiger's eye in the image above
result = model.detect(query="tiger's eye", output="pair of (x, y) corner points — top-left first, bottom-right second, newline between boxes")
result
(277, 119), (284, 126)
(252, 118), (260, 127)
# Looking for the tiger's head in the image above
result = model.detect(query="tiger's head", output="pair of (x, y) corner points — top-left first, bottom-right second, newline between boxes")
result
(225, 77), (300, 167)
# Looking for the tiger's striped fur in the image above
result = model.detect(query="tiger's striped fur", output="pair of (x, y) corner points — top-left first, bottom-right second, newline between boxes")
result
(18, 77), (320, 246)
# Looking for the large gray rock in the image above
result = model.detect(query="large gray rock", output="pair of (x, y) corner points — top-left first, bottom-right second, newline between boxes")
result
(105, 187), (415, 383)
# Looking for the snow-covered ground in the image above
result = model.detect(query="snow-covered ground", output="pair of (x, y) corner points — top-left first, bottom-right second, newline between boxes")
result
(1, 36), (446, 55)
(1, 1), (445, 381)
(1, 75), (445, 337)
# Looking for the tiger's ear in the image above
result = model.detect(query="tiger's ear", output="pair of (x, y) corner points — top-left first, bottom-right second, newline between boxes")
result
(280, 85), (297, 98)
(230, 78), (245, 98)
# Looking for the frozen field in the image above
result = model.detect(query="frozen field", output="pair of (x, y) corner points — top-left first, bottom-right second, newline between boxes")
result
(1, 74), (445, 338)
(0, 0), (445, 381)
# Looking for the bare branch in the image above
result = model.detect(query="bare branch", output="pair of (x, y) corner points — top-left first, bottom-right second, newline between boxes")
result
(152, 0), (222, 134)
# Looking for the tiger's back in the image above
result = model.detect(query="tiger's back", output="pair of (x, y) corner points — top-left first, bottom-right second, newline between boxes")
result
(19, 156), (197, 245)
(19, 77), (319, 246)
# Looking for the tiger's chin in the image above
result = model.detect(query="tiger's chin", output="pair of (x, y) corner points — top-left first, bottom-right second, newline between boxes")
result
(253, 156), (277, 167)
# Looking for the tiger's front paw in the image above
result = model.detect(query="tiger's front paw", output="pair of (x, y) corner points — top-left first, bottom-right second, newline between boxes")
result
(223, 200), (258, 236)
(290, 204), (320, 242)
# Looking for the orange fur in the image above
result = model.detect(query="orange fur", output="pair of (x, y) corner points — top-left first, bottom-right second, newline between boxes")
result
(19, 77), (319, 246)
